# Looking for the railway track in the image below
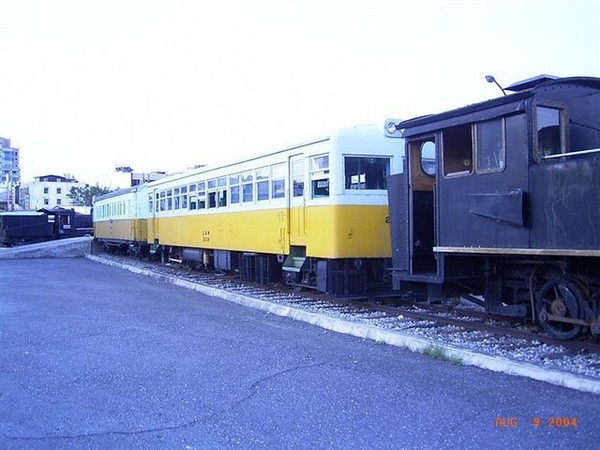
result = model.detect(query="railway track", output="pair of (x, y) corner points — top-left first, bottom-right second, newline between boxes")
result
(91, 253), (600, 379)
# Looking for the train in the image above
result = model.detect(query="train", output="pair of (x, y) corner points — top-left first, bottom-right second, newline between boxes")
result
(0, 207), (93, 247)
(385, 75), (600, 340)
(93, 124), (401, 296)
(93, 75), (600, 340)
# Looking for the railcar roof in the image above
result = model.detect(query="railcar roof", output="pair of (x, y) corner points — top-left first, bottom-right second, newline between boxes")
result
(399, 76), (600, 136)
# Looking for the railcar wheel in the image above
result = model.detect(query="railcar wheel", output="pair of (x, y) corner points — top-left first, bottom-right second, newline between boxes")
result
(536, 277), (585, 340)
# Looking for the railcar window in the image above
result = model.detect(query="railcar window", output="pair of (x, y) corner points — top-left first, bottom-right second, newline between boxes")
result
(310, 155), (330, 198)
(148, 196), (153, 213)
(292, 158), (304, 197)
(189, 195), (197, 210)
(230, 185), (240, 203)
(270, 163), (286, 199)
(167, 189), (173, 211)
(312, 179), (329, 197)
(160, 191), (166, 211)
(243, 183), (253, 202)
(536, 106), (563, 158)
(198, 195), (206, 209)
(475, 119), (505, 173)
(257, 181), (269, 201)
(181, 186), (188, 209)
(442, 124), (473, 176)
(272, 179), (285, 198)
(174, 188), (180, 210)
(208, 192), (216, 208)
(257, 167), (269, 201)
(344, 157), (390, 189)
(420, 141), (437, 176)
(218, 189), (227, 207)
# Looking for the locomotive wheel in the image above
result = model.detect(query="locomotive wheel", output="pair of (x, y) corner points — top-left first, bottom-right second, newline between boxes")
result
(536, 276), (585, 340)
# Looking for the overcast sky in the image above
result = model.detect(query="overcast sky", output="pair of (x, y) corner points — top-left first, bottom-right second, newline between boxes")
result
(1, 0), (599, 187)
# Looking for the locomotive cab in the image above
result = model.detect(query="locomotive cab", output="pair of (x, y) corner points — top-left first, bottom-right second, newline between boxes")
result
(386, 76), (600, 339)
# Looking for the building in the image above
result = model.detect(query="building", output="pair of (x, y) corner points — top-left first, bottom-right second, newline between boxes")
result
(0, 138), (21, 211)
(19, 174), (90, 213)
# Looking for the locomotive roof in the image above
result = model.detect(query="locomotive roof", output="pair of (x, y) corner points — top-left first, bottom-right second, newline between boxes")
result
(399, 76), (600, 137)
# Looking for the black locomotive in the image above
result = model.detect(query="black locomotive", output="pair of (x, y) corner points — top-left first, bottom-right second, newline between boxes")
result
(385, 75), (600, 340)
(0, 207), (93, 247)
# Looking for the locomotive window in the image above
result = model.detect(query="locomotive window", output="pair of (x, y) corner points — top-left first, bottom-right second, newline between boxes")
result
(420, 141), (437, 176)
(536, 106), (563, 159)
(475, 119), (505, 173)
(442, 124), (473, 177)
(344, 157), (390, 190)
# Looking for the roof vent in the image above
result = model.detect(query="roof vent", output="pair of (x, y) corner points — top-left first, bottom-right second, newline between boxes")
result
(505, 74), (559, 92)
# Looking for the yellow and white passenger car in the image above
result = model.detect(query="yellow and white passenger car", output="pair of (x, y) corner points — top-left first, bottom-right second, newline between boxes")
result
(94, 124), (404, 295)
(93, 183), (150, 254)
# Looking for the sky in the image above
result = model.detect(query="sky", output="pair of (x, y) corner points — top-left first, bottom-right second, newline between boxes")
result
(1, 0), (599, 188)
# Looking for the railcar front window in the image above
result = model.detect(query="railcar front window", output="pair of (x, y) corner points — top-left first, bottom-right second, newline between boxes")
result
(476, 119), (505, 173)
(536, 106), (562, 158)
(344, 157), (390, 190)
(442, 124), (473, 177)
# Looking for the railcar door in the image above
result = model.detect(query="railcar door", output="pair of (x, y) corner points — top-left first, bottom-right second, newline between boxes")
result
(407, 138), (438, 276)
(148, 188), (159, 243)
(288, 154), (307, 246)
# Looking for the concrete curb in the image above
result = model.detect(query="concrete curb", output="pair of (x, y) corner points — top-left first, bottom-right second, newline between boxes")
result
(87, 254), (600, 395)
(0, 237), (93, 260)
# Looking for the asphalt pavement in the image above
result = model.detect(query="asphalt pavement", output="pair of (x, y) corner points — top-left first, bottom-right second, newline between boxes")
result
(1, 258), (598, 449)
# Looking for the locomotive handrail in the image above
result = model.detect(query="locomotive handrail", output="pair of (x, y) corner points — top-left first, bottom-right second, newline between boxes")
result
(541, 147), (600, 160)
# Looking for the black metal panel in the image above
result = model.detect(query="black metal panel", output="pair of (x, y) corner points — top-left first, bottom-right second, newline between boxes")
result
(530, 153), (600, 249)
(0, 213), (53, 244)
(469, 189), (523, 226)
(438, 114), (530, 248)
(400, 97), (528, 137)
(386, 173), (409, 275)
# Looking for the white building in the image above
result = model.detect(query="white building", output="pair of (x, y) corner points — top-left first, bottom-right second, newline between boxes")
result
(19, 174), (90, 213)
